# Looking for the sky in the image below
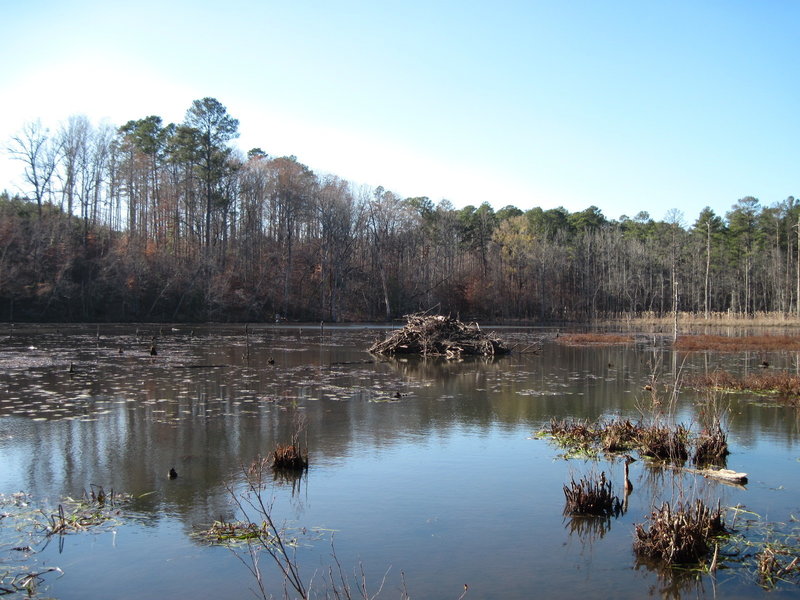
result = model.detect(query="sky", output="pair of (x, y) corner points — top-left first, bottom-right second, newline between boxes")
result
(1, 0), (798, 224)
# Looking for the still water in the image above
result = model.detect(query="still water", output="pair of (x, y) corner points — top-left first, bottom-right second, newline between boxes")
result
(0, 324), (798, 599)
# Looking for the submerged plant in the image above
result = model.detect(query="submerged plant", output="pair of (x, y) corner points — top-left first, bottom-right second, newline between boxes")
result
(756, 542), (800, 588)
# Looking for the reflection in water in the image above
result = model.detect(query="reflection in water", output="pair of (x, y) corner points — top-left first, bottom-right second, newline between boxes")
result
(564, 514), (612, 546)
(0, 324), (799, 598)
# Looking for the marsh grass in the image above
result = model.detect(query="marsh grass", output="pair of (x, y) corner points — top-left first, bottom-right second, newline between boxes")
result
(270, 412), (309, 471)
(686, 370), (800, 401)
(43, 487), (131, 536)
(634, 499), (726, 565)
(692, 423), (729, 466)
(563, 472), (622, 517)
(675, 334), (800, 352)
(271, 444), (309, 471)
(555, 333), (635, 346)
(608, 310), (800, 329)
(197, 520), (270, 544)
(600, 418), (640, 452)
(637, 424), (690, 464)
(544, 417), (696, 466)
(757, 544), (800, 588)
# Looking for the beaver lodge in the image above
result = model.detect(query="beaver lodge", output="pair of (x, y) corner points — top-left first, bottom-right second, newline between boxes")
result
(369, 314), (511, 358)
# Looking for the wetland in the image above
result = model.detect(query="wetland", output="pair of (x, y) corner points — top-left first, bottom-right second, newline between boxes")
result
(0, 323), (799, 599)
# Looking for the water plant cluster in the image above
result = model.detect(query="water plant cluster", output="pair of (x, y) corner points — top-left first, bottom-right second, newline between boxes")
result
(686, 370), (800, 402)
(543, 417), (728, 466)
(633, 499), (726, 565)
(0, 488), (134, 598)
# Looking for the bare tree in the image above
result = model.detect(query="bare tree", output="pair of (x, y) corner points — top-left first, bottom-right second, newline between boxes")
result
(7, 120), (60, 216)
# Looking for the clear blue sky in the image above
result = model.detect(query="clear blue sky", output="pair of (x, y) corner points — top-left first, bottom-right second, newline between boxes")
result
(1, 0), (798, 224)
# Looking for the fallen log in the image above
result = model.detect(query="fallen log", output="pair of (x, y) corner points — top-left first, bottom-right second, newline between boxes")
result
(691, 467), (749, 485)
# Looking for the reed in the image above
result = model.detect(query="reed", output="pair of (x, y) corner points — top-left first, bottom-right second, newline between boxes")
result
(271, 443), (308, 470)
(675, 334), (800, 352)
(634, 499), (725, 565)
(556, 333), (634, 346)
(636, 424), (689, 464)
(692, 423), (729, 466)
(563, 472), (622, 517)
(757, 543), (800, 588)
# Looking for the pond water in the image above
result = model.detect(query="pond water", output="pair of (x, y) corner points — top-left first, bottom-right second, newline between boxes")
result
(0, 324), (798, 599)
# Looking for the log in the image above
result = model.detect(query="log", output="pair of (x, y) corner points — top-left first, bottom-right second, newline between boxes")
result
(696, 468), (748, 485)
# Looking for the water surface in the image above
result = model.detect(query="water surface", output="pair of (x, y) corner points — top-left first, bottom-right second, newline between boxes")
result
(0, 324), (798, 598)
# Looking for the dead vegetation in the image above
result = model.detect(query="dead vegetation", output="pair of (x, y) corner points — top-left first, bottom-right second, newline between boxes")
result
(633, 499), (726, 565)
(555, 333), (635, 346)
(269, 413), (308, 472)
(757, 543), (800, 588)
(674, 334), (800, 352)
(271, 444), (308, 470)
(369, 313), (510, 358)
(692, 423), (729, 466)
(544, 417), (707, 466)
(686, 370), (800, 400)
(637, 424), (690, 463)
(563, 473), (622, 517)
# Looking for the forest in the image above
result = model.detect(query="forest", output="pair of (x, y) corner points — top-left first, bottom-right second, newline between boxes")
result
(1, 97), (798, 323)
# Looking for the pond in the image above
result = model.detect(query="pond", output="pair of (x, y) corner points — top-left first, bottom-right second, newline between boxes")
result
(0, 323), (798, 599)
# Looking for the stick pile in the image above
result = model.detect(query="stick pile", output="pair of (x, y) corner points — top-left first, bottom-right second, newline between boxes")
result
(369, 314), (510, 358)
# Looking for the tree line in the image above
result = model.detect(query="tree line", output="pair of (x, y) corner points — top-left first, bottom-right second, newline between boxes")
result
(2, 97), (798, 323)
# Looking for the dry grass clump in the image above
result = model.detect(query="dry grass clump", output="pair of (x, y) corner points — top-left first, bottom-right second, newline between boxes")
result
(271, 444), (308, 471)
(547, 418), (599, 450)
(675, 334), (800, 352)
(637, 424), (689, 464)
(556, 333), (634, 346)
(563, 473), (622, 517)
(600, 418), (641, 452)
(692, 423), (729, 466)
(686, 370), (800, 399)
(634, 499), (726, 565)
(757, 543), (800, 588)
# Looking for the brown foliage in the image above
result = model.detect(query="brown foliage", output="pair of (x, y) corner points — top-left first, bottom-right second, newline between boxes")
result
(271, 444), (308, 471)
(637, 424), (689, 464)
(686, 370), (800, 399)
(556, 333), (635, 346)
(692, 423), (729, 466)
(563, 472), (622, 517)
(675, 335), (800, 352)
(634, 499), (725, 565)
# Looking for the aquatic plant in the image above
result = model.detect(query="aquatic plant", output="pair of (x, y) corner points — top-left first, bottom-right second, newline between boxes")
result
(637, 424), (690, 464)
(686, 370), (800, 401)
(563, 472), (622, 517)
(554, 333), (634, 346)
(600, 418), (641, 452)
(271, 443), (308, 470)
(674, 334), (800, 352)
(757, 543), (800, 588)
(633, 499), (725, 565)
(692, 423), (729, 466)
